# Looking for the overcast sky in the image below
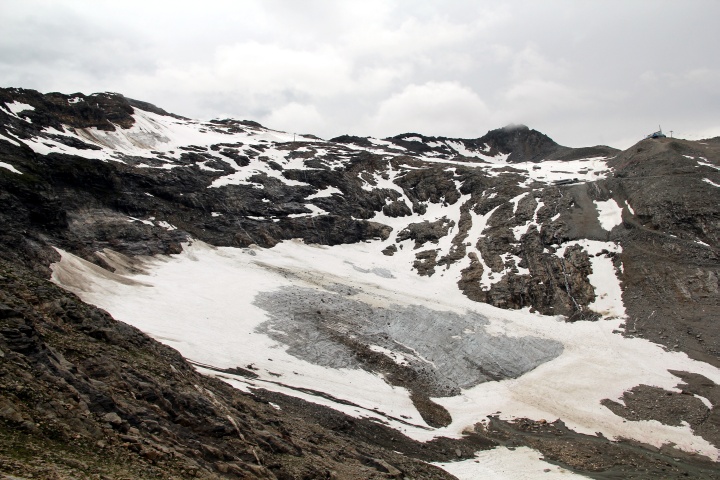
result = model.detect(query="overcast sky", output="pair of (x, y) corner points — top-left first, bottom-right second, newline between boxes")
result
(1, 0), (718, 148)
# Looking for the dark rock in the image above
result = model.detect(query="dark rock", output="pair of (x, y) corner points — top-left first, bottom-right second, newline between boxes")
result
(382, 200), (412, 217)
(0, 303), (20, 319)
(398, 218), (454, 249)
(413, 249), (439, 276)
(382, 245), (397, 256)
(102, 412), (123, 426)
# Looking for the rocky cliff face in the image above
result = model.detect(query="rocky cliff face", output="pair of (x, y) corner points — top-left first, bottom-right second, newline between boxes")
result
(0, 87), (719, 479)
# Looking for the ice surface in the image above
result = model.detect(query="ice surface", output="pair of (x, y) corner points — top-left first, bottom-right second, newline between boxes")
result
(254, 285), (562, 394)
(51, 243), (431, 431)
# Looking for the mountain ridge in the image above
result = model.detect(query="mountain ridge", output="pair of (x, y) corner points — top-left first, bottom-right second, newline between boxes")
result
(1, 86), (619, 164)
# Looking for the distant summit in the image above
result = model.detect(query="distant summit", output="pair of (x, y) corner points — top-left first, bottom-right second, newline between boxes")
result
(354, 124), (618, 164)
(474, 124), (558, 163)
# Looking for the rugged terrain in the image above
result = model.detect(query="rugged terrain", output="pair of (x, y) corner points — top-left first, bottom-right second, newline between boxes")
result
(0, 87), (719, 479)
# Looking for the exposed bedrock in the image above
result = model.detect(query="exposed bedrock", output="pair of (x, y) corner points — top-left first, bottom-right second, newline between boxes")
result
(397, 217), (455, 249)
(454, 181), (610, 321)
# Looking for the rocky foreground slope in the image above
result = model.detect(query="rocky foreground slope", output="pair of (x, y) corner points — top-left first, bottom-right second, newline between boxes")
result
(0, 87), (719, 479)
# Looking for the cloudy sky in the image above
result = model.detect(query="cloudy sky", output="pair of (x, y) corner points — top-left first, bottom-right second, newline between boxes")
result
(1, 0), (718, 148)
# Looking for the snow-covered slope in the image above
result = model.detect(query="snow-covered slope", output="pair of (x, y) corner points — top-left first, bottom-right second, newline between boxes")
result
(52, 238), (720, 461)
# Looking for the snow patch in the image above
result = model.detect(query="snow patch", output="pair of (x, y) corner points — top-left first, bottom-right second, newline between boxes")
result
(127, 216), (153, 226)
(594, 199), (623, 231)
(446, 140), (508, 162)
(509, 192), (529, 215)
(156, 220), (177, 231)
(367, 345), (410, 366)
(0, 161), (22, 174)
(196, 161), (223, 172)
(697, 159), (720, 171)
(5, 101), (35, 115)
(288, 204), (327, 218)
(0, 133), (21, 146)
(513, 157), (610, 186)
(307, 186), (343, 199)
(435, 446), (588, 479)
(22, 128), (117, 161)
(625, 200), (635, 215)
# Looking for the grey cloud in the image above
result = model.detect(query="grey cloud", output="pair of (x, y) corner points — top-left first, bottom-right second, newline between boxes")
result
(1, 0), (718, 148)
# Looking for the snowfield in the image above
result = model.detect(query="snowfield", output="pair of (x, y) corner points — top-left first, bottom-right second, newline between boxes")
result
(52, 237), (720, 473)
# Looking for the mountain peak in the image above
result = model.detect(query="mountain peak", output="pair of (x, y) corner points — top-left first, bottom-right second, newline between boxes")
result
(476, 125), (558, 163)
